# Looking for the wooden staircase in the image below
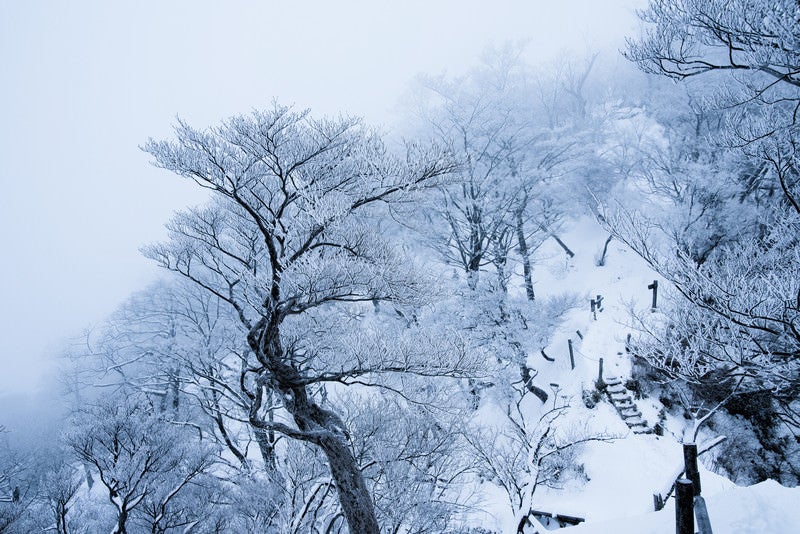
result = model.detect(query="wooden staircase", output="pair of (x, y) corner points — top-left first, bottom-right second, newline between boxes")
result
(604, 376), (652, 434)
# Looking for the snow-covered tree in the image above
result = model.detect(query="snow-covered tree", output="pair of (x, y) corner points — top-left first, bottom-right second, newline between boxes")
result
(465, 382), (614, 531)
(142, 103), (487, 532)
(604, 3), (800, 479)
(66, 396), (216, 534)
(0, 440), (36, 533)
(412, 49), (533, 291)
(618, 0), (800, 399)
(412, 47), (592, 295)
(346, 391), (477, 532)
(81, 279), (275, 474)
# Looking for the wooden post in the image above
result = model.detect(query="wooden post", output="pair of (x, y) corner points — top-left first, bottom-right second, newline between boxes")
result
(550, 233), (575, 258)
(597, 358), (604, 385)
(653, 493), (664, 511)
(568, 339), (575, 370)
(694, 495), (713, 534)
(675, 479), (694, 534)
(597, 234), (613, 266)
(648, 280), (658, 310)
(683, 443), (701, 496)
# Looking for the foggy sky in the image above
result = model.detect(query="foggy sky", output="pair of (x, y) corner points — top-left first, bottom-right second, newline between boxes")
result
(0, 0), (642, 396)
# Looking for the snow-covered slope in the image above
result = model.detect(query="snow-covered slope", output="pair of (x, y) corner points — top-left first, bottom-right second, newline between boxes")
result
(566, 479), (800, 534)
(477, 216), (796, 533)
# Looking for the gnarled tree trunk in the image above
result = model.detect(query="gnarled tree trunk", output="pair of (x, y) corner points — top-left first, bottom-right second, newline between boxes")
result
(248, 313), (380, 534)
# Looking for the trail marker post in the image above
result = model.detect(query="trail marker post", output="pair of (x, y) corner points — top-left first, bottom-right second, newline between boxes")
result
(597, 358), (604, 387)
(683, 443), (701, 496)
(675, 479), (694, 534)
(648, 280), (658, 310)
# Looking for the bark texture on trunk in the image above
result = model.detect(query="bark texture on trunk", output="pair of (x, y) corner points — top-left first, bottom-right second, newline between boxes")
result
(283, 384), (379, 533)
(248, 312), (380, 534)
(467, 202), (482, 290)
(113, 508), (128, 534)
(319, 435), (381, 533)
(515, 209), (535, 301)
(254, 426), (277, 473)
(56, 502), (68, 534)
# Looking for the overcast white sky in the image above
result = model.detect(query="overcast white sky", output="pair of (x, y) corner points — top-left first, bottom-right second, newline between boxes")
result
(0, 0), (643, 396)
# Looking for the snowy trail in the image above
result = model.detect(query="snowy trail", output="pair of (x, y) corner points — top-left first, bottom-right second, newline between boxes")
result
(479, 217), (798, 534)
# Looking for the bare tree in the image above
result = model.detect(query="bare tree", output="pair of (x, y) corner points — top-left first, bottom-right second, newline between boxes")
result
(413, 50), (531, 291)
(85, 280), (276, 474)
(414, 48), (608, 298)
(38, 457), (82, 534)
(66, 396), (215, 534)
(464, 383), (614, 531)
(345, 391), (477, 533)
(142, 104), (484, 532)
(610, 207), (800, 401)
(627, 0), (800, 204)
(626, 1), (800, 93)
(616, 0), (800, 405)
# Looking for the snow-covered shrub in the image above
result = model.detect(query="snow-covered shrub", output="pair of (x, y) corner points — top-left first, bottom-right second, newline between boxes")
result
(582, 387), (603, 409)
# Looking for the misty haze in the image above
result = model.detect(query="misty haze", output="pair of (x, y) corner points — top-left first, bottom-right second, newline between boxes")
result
(1, 1), (799, 532)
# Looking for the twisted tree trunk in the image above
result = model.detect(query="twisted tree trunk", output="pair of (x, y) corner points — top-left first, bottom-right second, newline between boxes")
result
(248, 312), (380, 534)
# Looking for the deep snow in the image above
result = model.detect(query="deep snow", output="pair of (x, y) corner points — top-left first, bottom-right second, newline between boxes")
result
(476, 216), (799, 533)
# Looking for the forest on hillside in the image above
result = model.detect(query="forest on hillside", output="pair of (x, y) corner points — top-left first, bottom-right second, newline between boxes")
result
(2, 1), (799, 532)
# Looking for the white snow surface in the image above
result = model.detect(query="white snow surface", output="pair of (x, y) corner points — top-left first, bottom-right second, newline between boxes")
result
(472, 217), (798, 533)
(566, 479), (800, 534)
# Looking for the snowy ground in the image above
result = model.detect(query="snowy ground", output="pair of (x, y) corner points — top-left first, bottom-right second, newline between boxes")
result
(567, 479), (800, 534)
(474, 217), (799, 533)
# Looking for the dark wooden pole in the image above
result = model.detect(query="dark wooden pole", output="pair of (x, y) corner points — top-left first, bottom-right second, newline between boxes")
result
(597, 234), (613, 266)
(550, 233), (575, 258)
(683, 443), (701, 496)
(675, 479), (694, 534)
(568, 339), (575, 370)
(648, 280), (658, 310)
(653, 493), (664, 511)
(597, 358), (604, 386)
